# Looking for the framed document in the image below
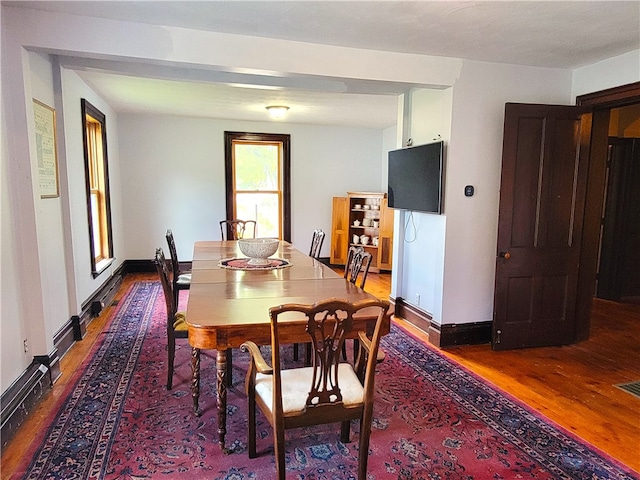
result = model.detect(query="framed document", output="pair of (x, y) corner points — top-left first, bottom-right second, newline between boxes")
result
(33, 99), (59, 198)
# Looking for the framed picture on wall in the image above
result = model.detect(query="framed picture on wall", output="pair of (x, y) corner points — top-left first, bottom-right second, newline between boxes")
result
(33, 99), (59, 198)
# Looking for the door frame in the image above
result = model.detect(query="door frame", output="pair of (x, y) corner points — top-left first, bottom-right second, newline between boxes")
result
(575, 82), (640, 340)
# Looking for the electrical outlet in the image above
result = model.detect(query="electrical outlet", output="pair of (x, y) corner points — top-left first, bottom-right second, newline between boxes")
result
(23, 339), (28, 353)
(415, 294), (420, 305)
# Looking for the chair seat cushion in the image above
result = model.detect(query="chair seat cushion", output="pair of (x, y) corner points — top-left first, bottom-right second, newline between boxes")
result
(255, 363), (364, 414)
(174, 311), (188, 331)
(177, 273), (191, 285)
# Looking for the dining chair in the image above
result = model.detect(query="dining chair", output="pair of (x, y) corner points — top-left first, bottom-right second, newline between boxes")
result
(340, 246), (375, 361)
(155, 247), (189, 390)
(308, 228), (325, 259)
(219, 219), (257, 240)
(165, 229), (191, 306)
(344, 245), (373, 289)
(293, 228), (326, 361)
(241, 297), (390, 480)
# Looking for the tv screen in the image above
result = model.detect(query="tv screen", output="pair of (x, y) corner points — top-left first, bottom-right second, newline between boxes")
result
(387, 141), (444, 214)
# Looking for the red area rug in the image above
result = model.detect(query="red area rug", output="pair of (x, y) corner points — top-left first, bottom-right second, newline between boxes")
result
(14, 281), (638, 479)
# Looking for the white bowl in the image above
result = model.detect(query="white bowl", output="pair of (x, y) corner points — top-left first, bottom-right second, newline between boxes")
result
(238, 238), (280, 265)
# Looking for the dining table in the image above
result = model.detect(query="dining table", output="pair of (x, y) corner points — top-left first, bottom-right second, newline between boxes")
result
(185, 240), (390, 452)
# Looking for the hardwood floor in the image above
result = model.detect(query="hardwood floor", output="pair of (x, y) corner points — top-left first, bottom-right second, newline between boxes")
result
(2, 271), (639, 477)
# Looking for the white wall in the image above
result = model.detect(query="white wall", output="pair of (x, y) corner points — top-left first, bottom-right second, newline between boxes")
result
(117, 114), (384, 260)
(2, 24), (57, 387)
(391, 62), (574, 326)
(60, 68), (125, 309)
(572, 49), (640, 99)
(1, 79), (30, 388)
(391, 88), (452, 322)
(440, 61), (573, 326)
(1, 30), (124, 390)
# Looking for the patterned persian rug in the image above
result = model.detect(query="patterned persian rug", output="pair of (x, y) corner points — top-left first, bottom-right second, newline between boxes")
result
(14, 281), (638, 480)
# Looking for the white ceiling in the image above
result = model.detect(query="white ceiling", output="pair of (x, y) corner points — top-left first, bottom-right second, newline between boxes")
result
(8, 1), (640, 128)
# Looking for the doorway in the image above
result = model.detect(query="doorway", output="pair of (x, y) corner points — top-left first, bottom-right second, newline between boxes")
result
(576, 82), (640, 336)
(492, 83), (640, 350)
(595, 106), (640, 303)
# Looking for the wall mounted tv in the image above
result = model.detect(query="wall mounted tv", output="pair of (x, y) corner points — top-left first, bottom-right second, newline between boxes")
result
(387, 140), (445, 214)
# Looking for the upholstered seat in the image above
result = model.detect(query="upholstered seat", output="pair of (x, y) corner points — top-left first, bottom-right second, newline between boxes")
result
(173, 311), (188, 331)
(255, 363), (364, 413)
(241, 297), (389, 480)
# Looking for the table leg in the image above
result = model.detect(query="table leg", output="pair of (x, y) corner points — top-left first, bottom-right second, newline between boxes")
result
(217, 349), (230, 453)
(226, 348), (233, 387)
(191, 347), (201, 416)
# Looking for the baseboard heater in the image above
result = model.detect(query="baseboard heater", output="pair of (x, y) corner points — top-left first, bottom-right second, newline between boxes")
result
(0, 362), (50, 452)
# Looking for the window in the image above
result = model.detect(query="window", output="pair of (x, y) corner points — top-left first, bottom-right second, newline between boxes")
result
(81, 99), (113, 277)
(224, 132), (291, 241)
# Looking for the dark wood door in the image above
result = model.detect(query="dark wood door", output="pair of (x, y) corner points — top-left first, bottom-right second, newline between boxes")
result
(493, 103), (592, 350)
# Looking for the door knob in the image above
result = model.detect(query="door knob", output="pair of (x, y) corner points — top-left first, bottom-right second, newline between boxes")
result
(498, 251), (511, 259)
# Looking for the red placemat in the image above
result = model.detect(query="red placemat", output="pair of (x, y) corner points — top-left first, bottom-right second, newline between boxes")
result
(218, 257), (292, 270)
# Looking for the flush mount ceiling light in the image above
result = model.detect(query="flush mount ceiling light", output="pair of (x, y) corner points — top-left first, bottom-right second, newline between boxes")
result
(266, 105), (289, 119)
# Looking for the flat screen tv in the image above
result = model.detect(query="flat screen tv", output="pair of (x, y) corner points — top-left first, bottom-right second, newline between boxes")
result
(387, 140), (444, 214)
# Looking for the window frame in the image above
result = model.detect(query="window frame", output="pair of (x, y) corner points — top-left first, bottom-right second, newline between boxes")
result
(224, 132), (291, 241)
(81, 99), (114, 277)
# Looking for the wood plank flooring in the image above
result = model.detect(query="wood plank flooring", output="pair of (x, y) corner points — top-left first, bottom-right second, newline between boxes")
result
(2, 271), (638, 477)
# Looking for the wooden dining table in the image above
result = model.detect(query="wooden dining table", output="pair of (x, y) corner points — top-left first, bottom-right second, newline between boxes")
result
(185, 240), (389, 452)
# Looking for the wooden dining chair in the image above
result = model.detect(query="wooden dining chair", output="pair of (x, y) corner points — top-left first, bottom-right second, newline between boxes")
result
(296, 246), (375, 363)
(219, 219), (257, 240)
(340, 246), (375, 361)
(293, 228), (327, 361)
(241, 297), (390, 480)
(344, 245), (373, 289)
(155, 247), (189, 390)
(165, 229), (191, 306)
(308, 228), (325, 259)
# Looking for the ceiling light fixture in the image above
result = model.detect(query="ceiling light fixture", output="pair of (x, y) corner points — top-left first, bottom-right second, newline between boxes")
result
(266, 105), (289, 119)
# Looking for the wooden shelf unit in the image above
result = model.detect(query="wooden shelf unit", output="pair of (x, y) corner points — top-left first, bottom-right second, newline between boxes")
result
(330, 192), (393, 272)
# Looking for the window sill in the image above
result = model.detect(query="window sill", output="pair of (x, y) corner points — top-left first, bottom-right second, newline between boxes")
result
(92, 257), (115, 278)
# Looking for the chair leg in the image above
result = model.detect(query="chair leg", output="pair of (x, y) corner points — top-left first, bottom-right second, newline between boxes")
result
(167, 333), (176, 390)
(357, 416), (374, 479)
(274, 426), (286, 480)
(340, 420), (351, 443)
(247, 384), (257, 458)
(293, 343), (299, 361)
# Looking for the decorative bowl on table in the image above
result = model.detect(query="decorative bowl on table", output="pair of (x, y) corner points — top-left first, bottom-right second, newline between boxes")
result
(238, 238), (280, 265)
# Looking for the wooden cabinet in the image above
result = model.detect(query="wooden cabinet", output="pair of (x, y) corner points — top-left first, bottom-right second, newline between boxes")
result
(330, 192), (393, 272)
(330, 196), (350, 265)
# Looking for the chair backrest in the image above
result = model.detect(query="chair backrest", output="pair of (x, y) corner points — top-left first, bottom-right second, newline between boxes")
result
(308, 229), (325, 259)
(219, 219), (257, 240)
(165, 229), (180, 281)
(269, 298), (389, 413)
(155, 247), (177, 322)
(344, 246), (373, 289)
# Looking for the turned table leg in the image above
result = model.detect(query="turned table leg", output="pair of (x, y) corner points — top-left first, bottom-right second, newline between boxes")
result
(216, 348), (231, 453)
(191, 347), (201, 415)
